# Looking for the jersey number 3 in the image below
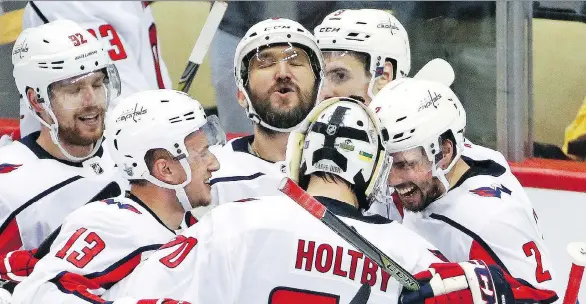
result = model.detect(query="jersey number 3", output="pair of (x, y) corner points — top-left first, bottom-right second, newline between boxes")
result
(87, 24), (128, 61)
(55, 228), (106, 269)
(522, 241), (552, 282)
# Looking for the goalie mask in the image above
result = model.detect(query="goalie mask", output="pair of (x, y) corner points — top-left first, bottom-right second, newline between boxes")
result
(105, 89), (226, 212)
(286, 97), (391, 210)
(12, 19), (121, 162)
(234, 18), (325, 132)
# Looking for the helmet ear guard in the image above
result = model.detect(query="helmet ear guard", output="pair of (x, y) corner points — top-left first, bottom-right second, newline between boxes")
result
(285, 96), (391, 210)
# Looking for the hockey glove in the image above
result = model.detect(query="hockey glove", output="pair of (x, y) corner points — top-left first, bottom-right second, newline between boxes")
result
(400, 260), (514, 304)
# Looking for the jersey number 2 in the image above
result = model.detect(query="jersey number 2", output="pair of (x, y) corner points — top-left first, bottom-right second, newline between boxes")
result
(522, 241), (552, 282)
(55, 228), (106, 269)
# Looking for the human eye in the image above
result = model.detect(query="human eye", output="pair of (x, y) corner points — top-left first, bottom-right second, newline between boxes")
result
(327, 69), (349, 84)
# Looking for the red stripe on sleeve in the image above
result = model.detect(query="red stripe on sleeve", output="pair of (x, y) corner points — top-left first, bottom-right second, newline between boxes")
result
(0, 219), (23, 254)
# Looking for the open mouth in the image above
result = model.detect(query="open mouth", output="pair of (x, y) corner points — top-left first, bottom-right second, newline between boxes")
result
(78, 113), (99, 123)
(278, 87), (294, 94)
(396, 185), (417, 198)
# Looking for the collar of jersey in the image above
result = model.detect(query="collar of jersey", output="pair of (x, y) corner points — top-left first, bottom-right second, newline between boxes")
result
(124, 191), (177, 234)
(20, 131), (104, 167)
(231, 134), (277, 164)
(449, 156), (507, 192)
(314, 196), (392, 224)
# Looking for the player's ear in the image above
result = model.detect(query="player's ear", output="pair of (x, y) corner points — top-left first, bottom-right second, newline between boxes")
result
(371, 60), (394, 96)
(150, 150), (184, 184)
(439, 137), (455, 170)
(236, 90), (247, 109)
(26, 88), (51, 124)
(382, 60), (394, 83)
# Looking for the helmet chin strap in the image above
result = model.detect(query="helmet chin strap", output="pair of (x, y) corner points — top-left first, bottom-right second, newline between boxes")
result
(144, 157), (194, 213)
(175, 188), (193, 212)
(431, 149), (462, 200)
(239, 74), (323, 133)
(242, 89), (303, 133)
(39, 105), (102, 162)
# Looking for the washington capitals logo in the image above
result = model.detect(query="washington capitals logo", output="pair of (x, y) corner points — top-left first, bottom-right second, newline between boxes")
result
(102, 199), (142, 214)
(470, 184), (512, 198)
(0, 163), (22, 174)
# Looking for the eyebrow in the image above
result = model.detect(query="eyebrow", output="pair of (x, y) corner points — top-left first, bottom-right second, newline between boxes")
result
(326, 67), (350, 74)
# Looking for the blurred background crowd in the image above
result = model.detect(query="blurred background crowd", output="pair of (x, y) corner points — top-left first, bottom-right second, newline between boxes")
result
(1, 0), (585, 162)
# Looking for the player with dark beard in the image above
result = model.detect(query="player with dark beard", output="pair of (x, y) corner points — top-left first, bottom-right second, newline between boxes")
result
(209, 18), (324, 205)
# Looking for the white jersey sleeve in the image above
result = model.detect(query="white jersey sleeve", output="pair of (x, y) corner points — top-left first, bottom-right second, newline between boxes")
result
(11, 195), (176, 304)
(115, 196), (443, 303)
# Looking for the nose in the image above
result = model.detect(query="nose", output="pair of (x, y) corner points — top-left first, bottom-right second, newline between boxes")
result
(274, 61), (293, 80)
(81, 85), (98, 106)
(319, 83), (335, 102)
(208, 153), (220, 172)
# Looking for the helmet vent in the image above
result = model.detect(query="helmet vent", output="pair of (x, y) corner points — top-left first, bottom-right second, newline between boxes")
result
(394, 136), (412, 143)
(329, 17), (341, 20)
(396, 116), (407, 122)
(348, 32), (359, 37)
(161, 100), (169, 103)
(393, 132), (404, 139)
(296, 28), (304, 33)
(113, 139), (118, 150)
(52, 61), (64, 64)
(356, 21), (367, 25)
(249, 32), (258, 38)
(43, 39), (49, 43)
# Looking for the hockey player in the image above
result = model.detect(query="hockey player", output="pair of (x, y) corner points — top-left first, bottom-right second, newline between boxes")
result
(314, 9), (410, 105)
(11, 89), (224, 303)
(0, 19), (125, 257)
(373, 78), (558, 303)
(19, 1), (172, 137)
(315, 8), (509, 220)
(112, 97), (516, 304)
(209, 18), (325, 205)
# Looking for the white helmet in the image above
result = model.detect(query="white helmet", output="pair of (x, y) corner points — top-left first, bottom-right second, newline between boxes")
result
(370, 78), (465, 192)
(234, 18), (325, 132)
(12, 19), (121, 162)
(315, 9), (410, 100)
(286, 96), (391, 210)
(105, 89), (226, 212)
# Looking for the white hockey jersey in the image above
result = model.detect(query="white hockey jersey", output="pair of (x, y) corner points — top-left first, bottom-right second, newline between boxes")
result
(402, 156), (558, 302)
(114, 195), (444, 303)
(11, 192), (187, 304)
(20, 1), (172, 137)
(367, 138), (511, 221)
(0, 132), (126, 254)
(210, 136), (288, 205)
